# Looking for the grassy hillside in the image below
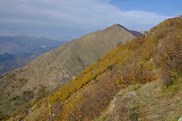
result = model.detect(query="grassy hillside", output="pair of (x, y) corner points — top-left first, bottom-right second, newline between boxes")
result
(0, 24), (138, 120)
(6, 17), (182, 121)
(97, 77), (182, 121)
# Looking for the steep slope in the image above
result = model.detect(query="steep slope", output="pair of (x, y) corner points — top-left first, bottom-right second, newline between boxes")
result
(12, 17), (182, 121)
(98, 78), (182, 121)
(0, 35), (64, 75)
(0, 24), (139, 119)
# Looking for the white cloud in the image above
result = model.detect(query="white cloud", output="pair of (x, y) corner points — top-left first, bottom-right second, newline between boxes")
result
(0, 0), (171, 40)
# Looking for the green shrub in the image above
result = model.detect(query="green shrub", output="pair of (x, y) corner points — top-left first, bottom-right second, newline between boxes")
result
(130, 105), (139, 121)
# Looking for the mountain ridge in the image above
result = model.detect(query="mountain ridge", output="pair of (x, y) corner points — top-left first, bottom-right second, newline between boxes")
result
(0, 24), (141, 119)
(106, 24), (143, 37)
(11, 17), (182, 121)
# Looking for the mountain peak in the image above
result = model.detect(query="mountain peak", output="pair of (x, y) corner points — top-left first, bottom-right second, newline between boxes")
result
(109, 24), (127, 29)
(104, 24), (129, 32)
(107, 24), (133, 32)
(106, 24), (143, 37)
(111, 23), (124, 27)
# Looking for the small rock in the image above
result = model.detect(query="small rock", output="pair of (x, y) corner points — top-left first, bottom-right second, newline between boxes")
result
(178, 116), (182, 121)
(128, 91), (137, 97)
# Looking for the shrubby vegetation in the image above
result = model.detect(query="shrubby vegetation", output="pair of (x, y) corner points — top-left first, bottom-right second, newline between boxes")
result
(154, 19), (182, 87)
(13, 17), (182, 121)
(54, 17), (182, 121)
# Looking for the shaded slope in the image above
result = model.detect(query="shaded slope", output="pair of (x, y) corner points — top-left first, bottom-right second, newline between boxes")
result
(13, 17), (182, 121)
(0, 24), (138, 119)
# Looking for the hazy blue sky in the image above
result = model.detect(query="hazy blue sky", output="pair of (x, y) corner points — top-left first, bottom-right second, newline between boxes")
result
(111, 0), (181, 16)
(0, 0), (181, 40)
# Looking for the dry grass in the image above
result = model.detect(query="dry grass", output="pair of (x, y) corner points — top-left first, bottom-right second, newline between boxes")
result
(10, 17), (182, 121)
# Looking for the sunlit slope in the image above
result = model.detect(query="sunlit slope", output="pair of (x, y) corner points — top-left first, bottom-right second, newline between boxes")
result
(0, 24), (139, 120)
(14, 17), (182, 121)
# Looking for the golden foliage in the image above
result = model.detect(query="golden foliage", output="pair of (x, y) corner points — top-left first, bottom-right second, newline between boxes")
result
(15, 17), (182, 121)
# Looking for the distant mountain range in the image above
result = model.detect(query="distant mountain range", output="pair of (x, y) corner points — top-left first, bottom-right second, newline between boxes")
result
(0, 35), (64, 75)
(0, 24), (142, 119)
